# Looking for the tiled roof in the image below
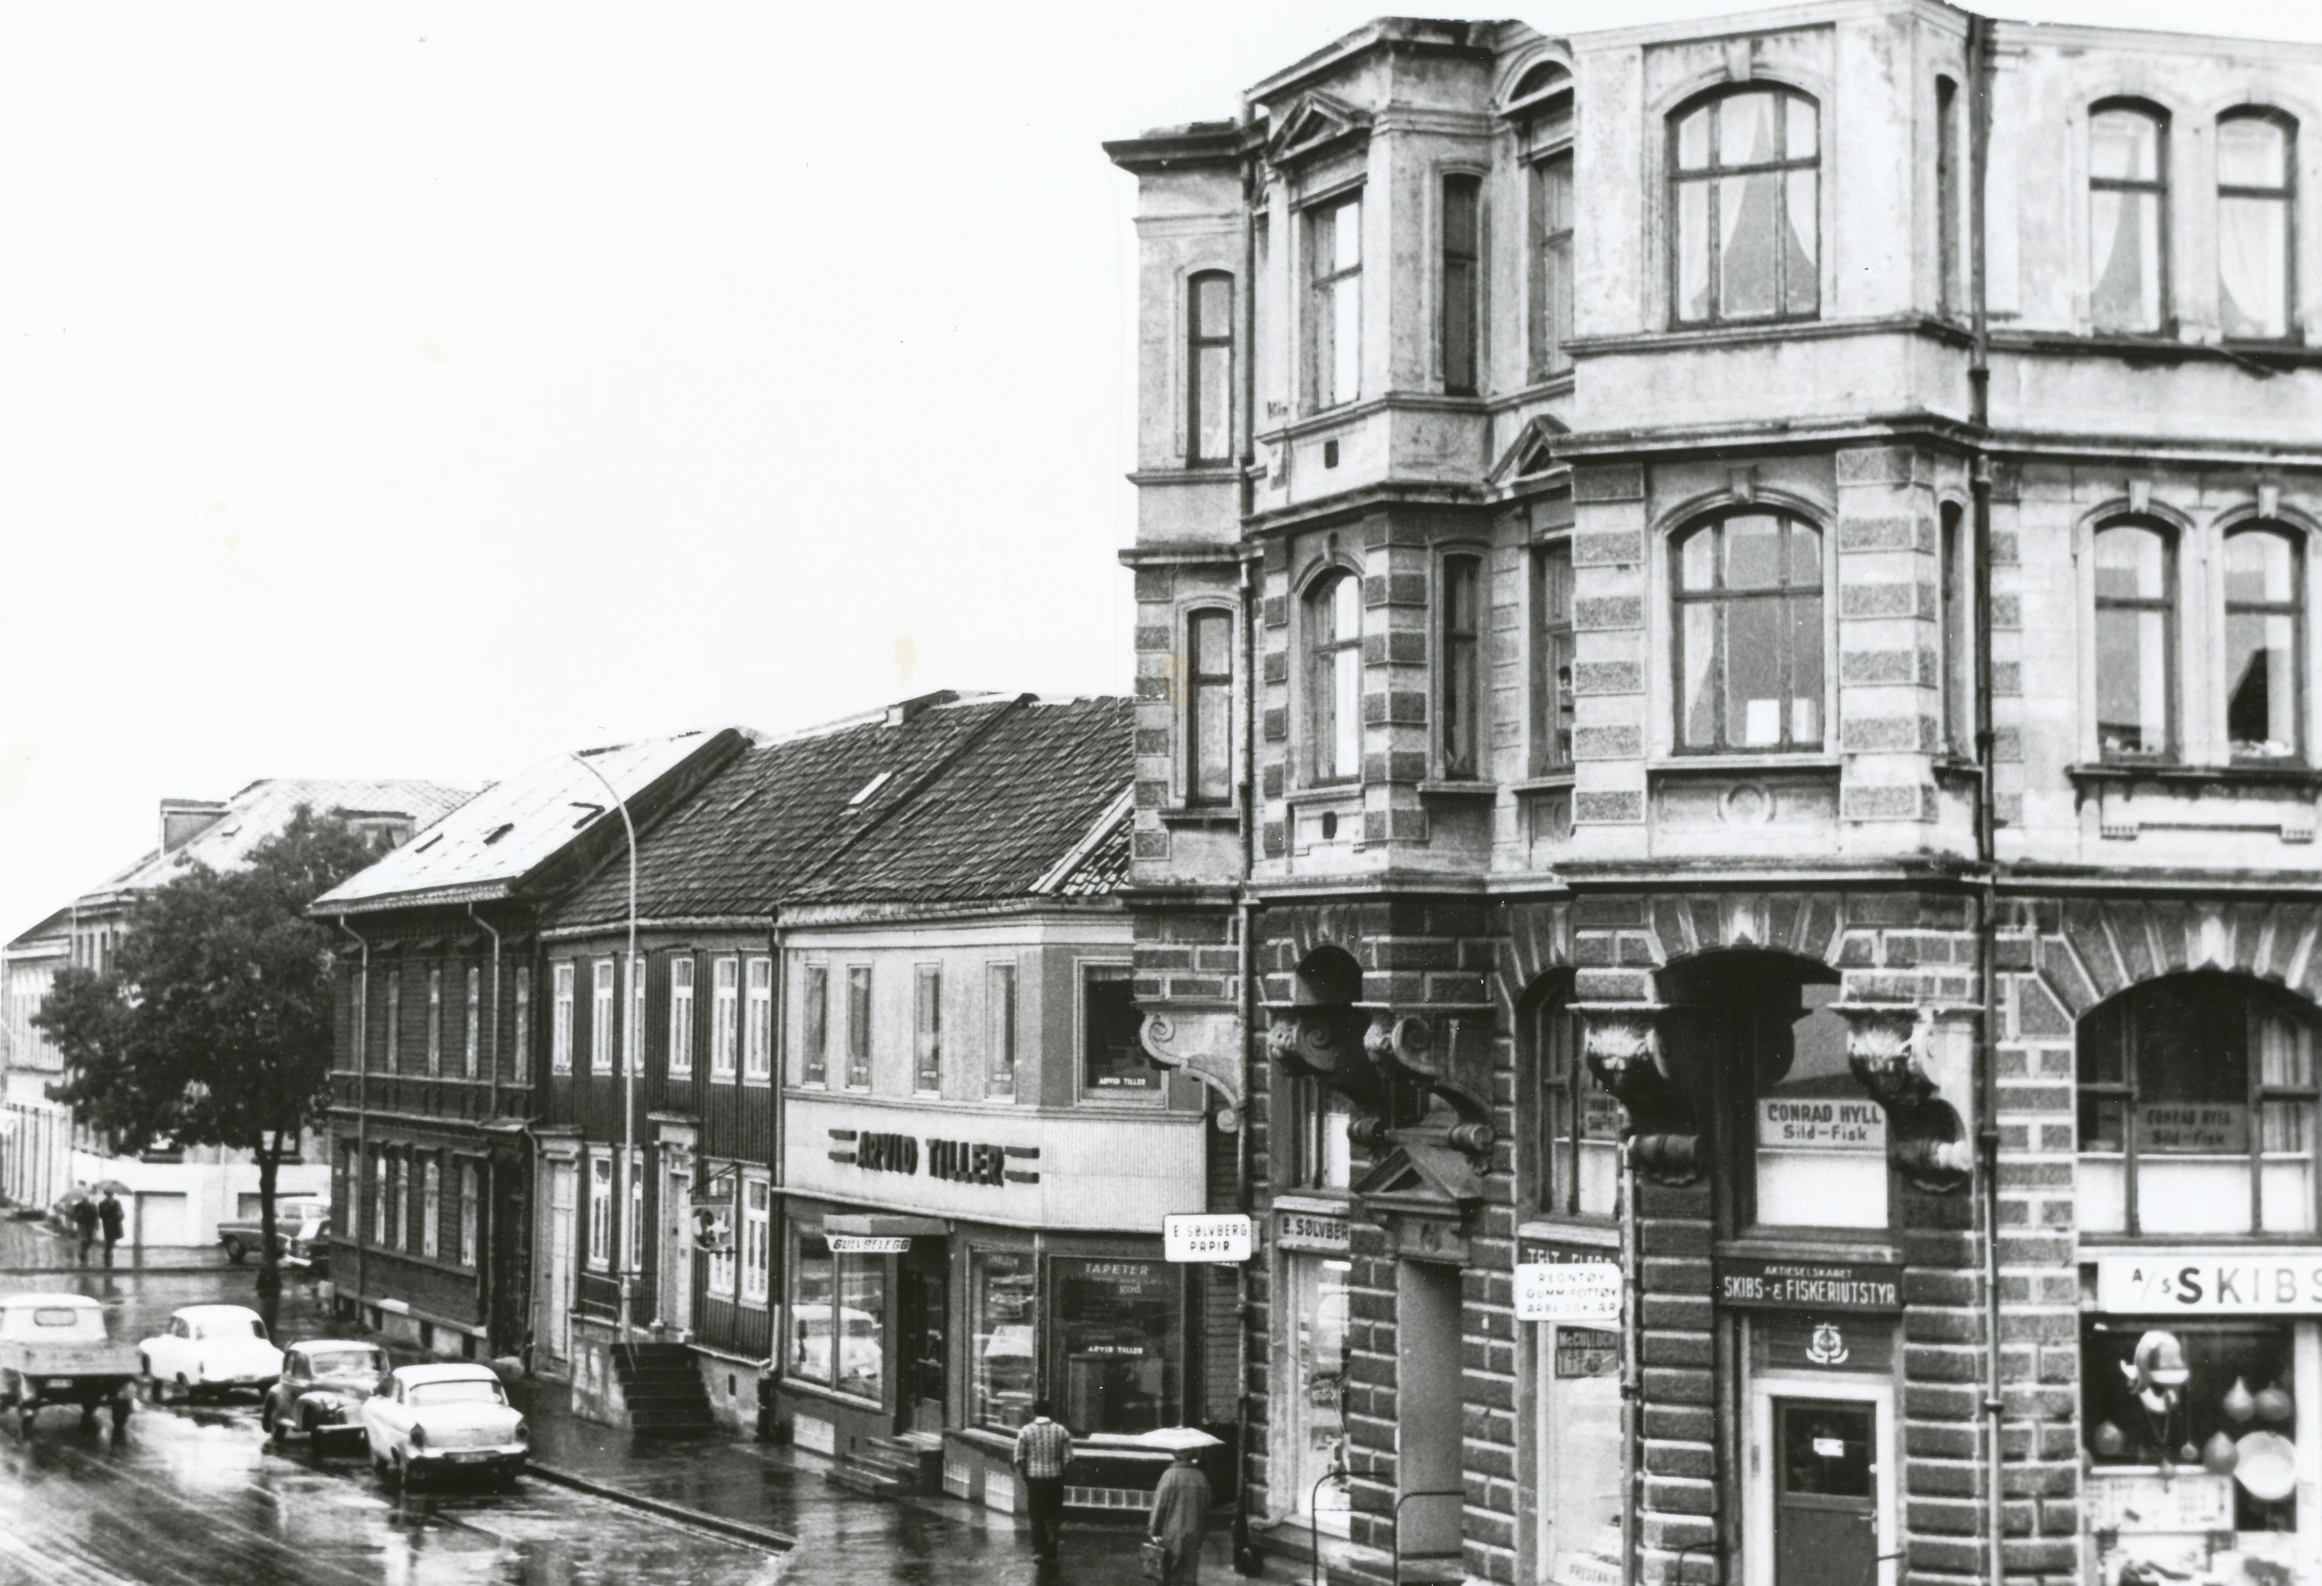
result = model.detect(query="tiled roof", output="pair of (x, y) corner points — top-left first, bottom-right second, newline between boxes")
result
(547, 693), (1132, 929)
(311, 732), (747, 914)
(88, 778), (477, 902)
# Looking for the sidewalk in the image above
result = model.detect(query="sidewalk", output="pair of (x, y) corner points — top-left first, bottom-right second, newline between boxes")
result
(507, 1378), (1243, 1584)
(0, 1213), (230, 1275)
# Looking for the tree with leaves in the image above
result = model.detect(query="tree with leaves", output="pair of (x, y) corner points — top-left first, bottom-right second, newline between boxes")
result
(37, 806), (384, 1321)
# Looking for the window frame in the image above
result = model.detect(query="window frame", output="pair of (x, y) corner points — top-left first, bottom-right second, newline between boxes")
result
(2087, 99), (2173, 335)
(586, 1152), (612, 1273)
(1439, 551), (1485, 780)
(1078, 960), (1156, 1103)
(913, 964), (943, 1096)
(426, 967), (443, 1077)
(2223, 521), (2307, 764)
(2091, 517), (2181, 764)
(551, 962), (574, 1076)
(463, 966), (480, 1079)
(385, 969), (402, 1071)
(1528, 148), (1575, 381)
(1668, 84), (1822, 327)
(711, 956), (740, 1081)
(457, 1160), (479, 1269)
(1439, 171), (1483, 396)
(705, 1165), (738, 1299)
(1304, 190), (1363, 413)
(630, 955), (645, 1079)
(845, 965), (873, 1091)
(801, 963), (830, 1088)
(590, 959), (615, 1076)
(1533, 537), (1577, 775)
(1185, 606), (1236, 807)
(744, 956), (773, 1082)
(1941, 501), (1975, 758)
(513, 965), (530, 1084)
(2217, 107), (2299, 344)
(421, 1156), (441, 1260)
(1304, 567), (1365, 787)
(740, 1176), (771, 1309)
(1187, 268), (1235, 465)
(986, 960), (1019, 1100)
(1936, 76), (1962, 317)
(1668, 509), (1830, 756)
(1529, 988), (1616, 1222)
(668, 955), (696, 1078)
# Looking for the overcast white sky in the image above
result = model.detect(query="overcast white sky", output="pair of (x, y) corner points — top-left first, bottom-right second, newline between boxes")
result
(3, 0), (2319, 945)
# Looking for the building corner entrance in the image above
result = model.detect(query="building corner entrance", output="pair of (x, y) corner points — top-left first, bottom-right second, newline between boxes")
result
(1749, 1376), (1893, 1586)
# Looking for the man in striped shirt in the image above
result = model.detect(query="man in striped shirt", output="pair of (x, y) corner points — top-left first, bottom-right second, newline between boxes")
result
(1012, 1400), (1074, 1559)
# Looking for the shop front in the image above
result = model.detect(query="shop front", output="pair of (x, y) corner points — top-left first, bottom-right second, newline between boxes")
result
(1519, 1233), (1625, 1586)
(1274, 1196), (1355, 1540)
(2084, 1253), (2322, 1586)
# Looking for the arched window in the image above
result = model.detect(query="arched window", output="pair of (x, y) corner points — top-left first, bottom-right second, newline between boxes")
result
(1672, 511), (1825, 753)
(2090, 102), (2169, 333)
(2092, 520), (2177, 759)
(1670, 86), (1819, 324)
(2078, 973), (2320, 1236)
(2218, 110), (2296, 341)
(2225, 524), (2305, 759)
(1187, 271), (1234, 463)
(1306, 571), (1363, 784)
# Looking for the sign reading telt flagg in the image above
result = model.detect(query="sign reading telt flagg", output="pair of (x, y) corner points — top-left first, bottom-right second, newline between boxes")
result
(2095, 1252), (2322, 1313)
(1717, 1255), (1903, 1313)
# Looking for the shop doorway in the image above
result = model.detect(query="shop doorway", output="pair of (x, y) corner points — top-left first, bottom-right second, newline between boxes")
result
(898, 1249), (949, 1434)
(543, 1160), (576, 1367)
(1285, 1254), (1353, 1536)
(1749, 1378), (1892, 1586)
(659, 1161), (691, 1338)
(1396, 1259), (1464, 1562)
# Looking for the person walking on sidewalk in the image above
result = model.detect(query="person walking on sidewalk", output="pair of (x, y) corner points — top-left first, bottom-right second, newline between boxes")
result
(97, 1191), (124, 1268)
(71, 1196), (98, 1265)
(1012, 1400), (1073, 1561)
(1148, 1446), (1213, 1585)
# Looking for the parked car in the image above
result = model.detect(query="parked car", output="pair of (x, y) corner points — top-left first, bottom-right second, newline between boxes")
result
(0, 1293), (138, 1434)
(262, 1339), (385, 1449)
(216, 1200), (328, 1266)
(361, 1363), (527, 1488)
(137, 1305), (283, 1402)
(283, 1214), (331, 1275)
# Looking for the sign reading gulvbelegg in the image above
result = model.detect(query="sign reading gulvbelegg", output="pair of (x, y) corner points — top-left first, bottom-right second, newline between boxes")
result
(2096, 1253), (2322, 1314)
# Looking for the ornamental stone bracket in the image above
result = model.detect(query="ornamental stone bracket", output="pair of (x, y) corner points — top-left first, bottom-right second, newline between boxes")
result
(1831, 1001), (1973, 1194)
(1573, 1002), (1701, 1186)
(1138, 1009), (1245, 1113)
(1263, 1003), (1495, 1167)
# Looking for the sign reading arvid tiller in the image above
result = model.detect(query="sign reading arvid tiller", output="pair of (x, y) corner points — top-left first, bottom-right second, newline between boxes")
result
(1717, 1255), (1903, 1313)
(2096, 1252), (2322, 1314)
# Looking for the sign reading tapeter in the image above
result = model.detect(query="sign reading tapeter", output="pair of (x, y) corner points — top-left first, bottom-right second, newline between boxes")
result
(1757, 1097), (1886, 1150)
(2096, 1253), (2322, 1314)
(1717, 1256), (1903, 1313)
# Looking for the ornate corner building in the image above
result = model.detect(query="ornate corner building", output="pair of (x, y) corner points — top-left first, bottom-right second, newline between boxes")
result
(1109, 9), (2322, 1586)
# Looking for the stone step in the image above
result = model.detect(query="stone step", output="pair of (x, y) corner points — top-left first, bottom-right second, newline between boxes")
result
(825, 1463), (913, 1499)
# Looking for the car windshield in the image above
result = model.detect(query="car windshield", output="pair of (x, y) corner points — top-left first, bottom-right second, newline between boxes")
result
(198, 1317), (265, 1340)
(411, 1380), (505, 1408)
(32, 1308), (86, 1328)
(308, 1349), (380, 1376)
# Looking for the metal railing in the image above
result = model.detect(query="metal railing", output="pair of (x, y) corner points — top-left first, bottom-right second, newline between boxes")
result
(1390, 1487), (1463, 1586)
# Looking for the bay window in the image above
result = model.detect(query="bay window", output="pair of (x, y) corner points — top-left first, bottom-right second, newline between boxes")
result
(1441, 174), (1480, 395)
(1186, 609), (1233, 806)
(1188, 270), (1233, 463)
(745, 957), (772, 1080)
(668, 956), (695, 1077)
(1441, 554), (1483, 779)
(1306, 194), (1361, 411)
(1673, 511), (1826, 753)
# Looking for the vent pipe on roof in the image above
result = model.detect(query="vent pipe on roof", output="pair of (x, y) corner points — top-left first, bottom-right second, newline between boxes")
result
(159, 799), (230, 855)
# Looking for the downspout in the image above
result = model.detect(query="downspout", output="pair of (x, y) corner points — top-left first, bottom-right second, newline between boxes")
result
(334, 916), (371, 1328)
(766, 909), (784, 1381)
(1232, 133), (1263, 1579)
(1966, 17), (2005, 1586)
(471, 903), (502, 1344)
(1620, 1140), (1641, 1586)
(569, 754), (641, 1350)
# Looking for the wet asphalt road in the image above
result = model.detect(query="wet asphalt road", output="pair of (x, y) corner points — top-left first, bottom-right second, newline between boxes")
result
(0, 1258), (784, 1586)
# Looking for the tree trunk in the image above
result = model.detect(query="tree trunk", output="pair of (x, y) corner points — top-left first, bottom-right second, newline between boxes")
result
(254, 1135), (282, 1340)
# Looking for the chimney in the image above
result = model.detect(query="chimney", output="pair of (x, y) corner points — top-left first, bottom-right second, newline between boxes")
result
(159, 799), (229, 854)
(884, 689), (960, 728)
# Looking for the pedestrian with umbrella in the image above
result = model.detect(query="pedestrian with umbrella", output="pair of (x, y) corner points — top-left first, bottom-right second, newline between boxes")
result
(70, 1192), (98, 1265)
(1141, 1427), (1219, 1584)
(94, 1183), (126, 1268)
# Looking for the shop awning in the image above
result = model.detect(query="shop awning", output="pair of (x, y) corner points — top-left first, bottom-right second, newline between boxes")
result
(821, 1213), (951, 1239)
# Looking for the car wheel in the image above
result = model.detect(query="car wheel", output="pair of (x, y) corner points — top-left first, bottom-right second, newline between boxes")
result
(110, 1398), (130, 1433)
(175, 1375), (192, 1405)
(388, 1450), (406, 1491)
(17, 1405), (35, 1437)
(223, 1238), (245, 1265)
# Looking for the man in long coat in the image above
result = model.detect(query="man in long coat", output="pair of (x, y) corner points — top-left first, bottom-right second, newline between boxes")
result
(1148, 1447), (1212, 1585)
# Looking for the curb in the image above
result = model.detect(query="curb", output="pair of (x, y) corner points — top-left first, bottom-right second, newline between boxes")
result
(0, 1262), (238, 1277)
(525, 1460), (797, 1553)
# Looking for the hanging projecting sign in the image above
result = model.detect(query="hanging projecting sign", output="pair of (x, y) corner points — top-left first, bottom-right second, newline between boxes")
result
(1164, 1214), (1255, 1263)
(1717, 1256), (1903, 1313)
(2096, 1253), (2322, 1314)
(1516, 1260), (1623, 1324)
(1757, 1097), (1885, 1150)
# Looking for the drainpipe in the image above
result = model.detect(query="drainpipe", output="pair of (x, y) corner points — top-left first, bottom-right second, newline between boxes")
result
(470, 903), (502, 1344)
(570, 754), (641, 1351)
(1620, 1140), (1641, 1586)
(334, 916), (371, 1328)
(1966, 16), (2005, 1586)
(1231, 135), (1263, 1578)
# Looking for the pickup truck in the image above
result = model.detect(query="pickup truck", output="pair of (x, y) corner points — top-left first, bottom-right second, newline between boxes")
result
(0, 1293), (138, 1434)
(216, 1200), (328, 1266)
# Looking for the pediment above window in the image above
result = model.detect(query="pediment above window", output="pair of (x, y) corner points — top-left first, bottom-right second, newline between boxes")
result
(1266, 91), (1373, 169)
(1490, 414), (1571, 486)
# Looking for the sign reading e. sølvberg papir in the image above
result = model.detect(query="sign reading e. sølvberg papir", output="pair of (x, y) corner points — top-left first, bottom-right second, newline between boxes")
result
(2096, 1252), (2322, 1314)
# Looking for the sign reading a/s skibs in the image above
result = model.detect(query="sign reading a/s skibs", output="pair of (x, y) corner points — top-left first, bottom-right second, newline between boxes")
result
(2097, 1253), (2322, 1314)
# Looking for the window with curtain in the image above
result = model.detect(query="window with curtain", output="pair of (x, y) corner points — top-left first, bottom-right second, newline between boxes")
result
(802, 965), (829, 1086)
(914, 965), (943, 1094)
(1671, 86), (1819, 324)
(668, 957), (695, 1077)
(846, 966), (872, 1089)
(1306, 194), (1362, 410)
(1441, 174), (1481, 395)
(1186, 609), (1233, 805)
(551, 963), (573, 1075)
(591, 960), (614, 1074)
(1441, 554), (1483, 778)
(2078, 974), (2321, 1236)
(1187, 270), (1233, 463)
(1530, 152), (1574, 379)
(711, 957), (739, 1079)
(2090, 103), (2169, 333)
(2219, 110), (2295, 341)
(1673, 512), (1826, 752)
(2225, 525), (2304, 760)
(421, 1158), (441, 1259)
(2093, 521), (2176, 759)
(1307, 571), (1364, 784)
(426, 967), (443, 1076)
(513, 966), (529, 1083)
(745, 957), (772, 1080)
(1534, 540), (1575, 773)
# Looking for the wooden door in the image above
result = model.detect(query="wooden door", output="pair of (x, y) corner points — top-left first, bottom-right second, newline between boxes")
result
(1773, 1399), (1878, 1586)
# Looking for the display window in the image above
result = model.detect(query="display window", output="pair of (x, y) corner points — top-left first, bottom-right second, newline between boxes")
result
(1532, 1321), (1623, 1586)
(1082, 966), (1155, 1096)
(1286, 1254), (1353, 1534)
(2082, 1319), (2320, 1586)
(787, 1229), (885, 1402)
(972, 1249), (1038, 1431)
(1751, 981), (1886, 1229)
(1053, 1257), (1181, 1434)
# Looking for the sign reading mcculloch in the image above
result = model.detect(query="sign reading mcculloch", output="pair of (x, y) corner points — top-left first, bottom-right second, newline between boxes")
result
(2095, 1252), (2322, 1313)
(1717, 1255), (1903, 1313)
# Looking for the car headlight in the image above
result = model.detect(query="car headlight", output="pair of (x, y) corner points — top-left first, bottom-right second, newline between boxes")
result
(512, 1418), (528, 1446)
(409, 1425), (427, 1450)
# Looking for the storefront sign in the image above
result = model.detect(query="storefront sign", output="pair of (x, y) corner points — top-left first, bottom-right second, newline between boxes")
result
(1717, 1256), (1903, 1313)
(2131, 1104), (2249, 1155)
(2085, 1470), (2234, 1532)
(1276, 1210), (1350, 1254)
(826, 1235), (911, 1255)
(1516, 1260), (1623, 1324)
(1757, 1097), (1886, 1150)
(832, 1126), (1033, 1187)
(927, 1139), (1009, 1187)
(854, 1131), (920, 1175)
(1165, 1214), (1254, 1263)
(1553, 1328), (1621, 1378)
(2095, 1252), (2322, 1314)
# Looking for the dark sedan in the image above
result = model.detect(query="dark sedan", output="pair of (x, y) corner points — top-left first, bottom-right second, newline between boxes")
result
(261, 1340), (386, 1449)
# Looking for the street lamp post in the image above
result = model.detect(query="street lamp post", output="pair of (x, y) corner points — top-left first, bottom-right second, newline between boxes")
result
(569, 754), (639, 1350)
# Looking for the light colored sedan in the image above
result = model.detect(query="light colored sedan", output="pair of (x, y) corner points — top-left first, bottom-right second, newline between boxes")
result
(138, 1305), (283, 1403)
(361, 1363), (527, 1488)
